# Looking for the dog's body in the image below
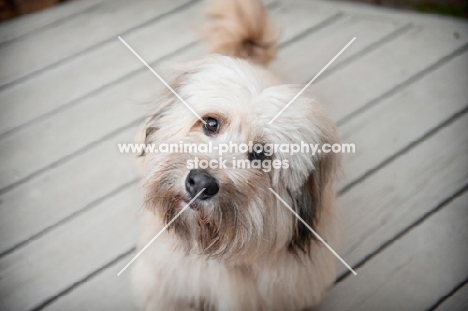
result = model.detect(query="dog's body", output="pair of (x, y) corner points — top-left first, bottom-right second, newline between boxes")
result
(132, 1), (341, 310)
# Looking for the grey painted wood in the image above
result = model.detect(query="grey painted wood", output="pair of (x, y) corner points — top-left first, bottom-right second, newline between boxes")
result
(0, 0), (112, 45)
(0, 186), (141, 311)
(339, 49), (468, 187)
(0, 0), (194, 89)
(45, 253), (137, 311)
(0, 128), (139, 256)
(0, 0), (202, 138)
(436, 282), (468, 311)
(316, 23), (468, 123)
(317, 187), (468, 311)
(271, 14), (404, 83)
(0, 0), (337, 139)
(338, 111), (468, 276)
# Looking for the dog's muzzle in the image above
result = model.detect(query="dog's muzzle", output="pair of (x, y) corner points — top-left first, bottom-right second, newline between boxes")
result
(185, 169), (219, 200)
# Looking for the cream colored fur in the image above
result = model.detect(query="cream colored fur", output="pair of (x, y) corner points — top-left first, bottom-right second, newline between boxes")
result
(132, 1), (341, 310)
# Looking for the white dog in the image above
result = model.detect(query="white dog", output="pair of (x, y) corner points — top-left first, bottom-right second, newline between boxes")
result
(132, 0), (341, 310)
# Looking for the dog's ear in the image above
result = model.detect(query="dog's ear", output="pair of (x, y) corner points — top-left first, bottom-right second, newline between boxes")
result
(139, 96), (173, 157)
(288, 151), (339, 255)
(145, 126), (158, 140)
(138, 126), (158, 157)
(140, 66), (196, 156)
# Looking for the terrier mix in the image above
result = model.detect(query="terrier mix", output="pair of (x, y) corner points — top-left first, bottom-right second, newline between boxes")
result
(132, 0), (341, 310)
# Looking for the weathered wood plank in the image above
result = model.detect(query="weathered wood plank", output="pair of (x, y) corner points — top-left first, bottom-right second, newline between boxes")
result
(316, 189), (468, 311)
(0, 0), (111, 45)
(312, 23), (468, 123)
(45, 253), (137, 311)
(337, 110), (468, 277)
(0, 0), (202, 138)
(0, 186), (140, 311)
(435, 282), (468, 311)
(0, 0), (194, 89)
(271, 14), (405, 82)
(339, 49), (468, 187)
(0, 15), (400, 193)
(0, 0), (337, 138)
(0, 128), (138, 256)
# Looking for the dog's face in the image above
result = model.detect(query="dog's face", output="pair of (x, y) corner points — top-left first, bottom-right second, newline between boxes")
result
(142, 55), (339, 264)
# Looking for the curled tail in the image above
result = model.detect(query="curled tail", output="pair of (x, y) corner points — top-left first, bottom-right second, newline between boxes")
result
(201, 0), (279, 65)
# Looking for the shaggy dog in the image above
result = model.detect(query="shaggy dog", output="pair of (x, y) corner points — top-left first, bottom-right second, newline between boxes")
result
(132, 0), (341, 310)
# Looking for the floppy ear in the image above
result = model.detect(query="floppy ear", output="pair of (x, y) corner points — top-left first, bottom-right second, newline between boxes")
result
(288, 146), (340, 255)
(139, 65), (196, 156)
(138, 104), (170, 157)
(138, 126), (158, 157)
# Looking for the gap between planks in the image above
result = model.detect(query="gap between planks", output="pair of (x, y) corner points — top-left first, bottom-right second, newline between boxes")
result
(0, 0), (114, 47)
(0, 0), (200, 93)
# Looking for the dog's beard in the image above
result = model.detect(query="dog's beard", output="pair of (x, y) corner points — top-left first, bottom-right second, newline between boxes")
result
(143, 153), (291, 263)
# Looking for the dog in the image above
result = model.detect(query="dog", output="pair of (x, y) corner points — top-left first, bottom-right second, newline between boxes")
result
(131, 0), (341, 310)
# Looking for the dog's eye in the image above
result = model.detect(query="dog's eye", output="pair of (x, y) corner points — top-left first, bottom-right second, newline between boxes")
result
(250, 146), (268, 161)
(204, 117), (219, 134)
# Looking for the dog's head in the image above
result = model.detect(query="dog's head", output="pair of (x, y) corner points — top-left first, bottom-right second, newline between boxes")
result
(141, 55), (340, 263)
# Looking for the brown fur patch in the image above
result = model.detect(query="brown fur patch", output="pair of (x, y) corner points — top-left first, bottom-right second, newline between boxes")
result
(201, 0), (279, 65)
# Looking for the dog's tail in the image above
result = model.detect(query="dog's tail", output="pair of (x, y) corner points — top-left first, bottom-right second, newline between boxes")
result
(201, 0), (279, 65)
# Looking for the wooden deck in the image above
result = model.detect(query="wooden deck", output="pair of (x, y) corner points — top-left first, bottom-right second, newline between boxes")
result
(0, 0), (467, 310)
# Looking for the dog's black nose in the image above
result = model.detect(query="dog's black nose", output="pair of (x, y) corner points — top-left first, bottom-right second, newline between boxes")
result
(185, 169), (219, 200)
